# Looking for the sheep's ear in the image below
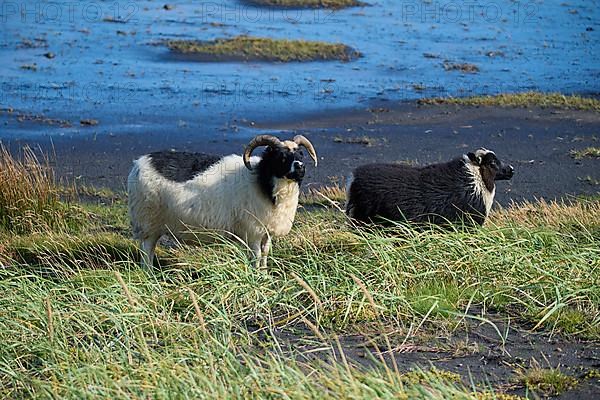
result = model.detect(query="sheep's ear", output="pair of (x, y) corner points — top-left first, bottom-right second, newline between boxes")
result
(467, 152), (481, 165)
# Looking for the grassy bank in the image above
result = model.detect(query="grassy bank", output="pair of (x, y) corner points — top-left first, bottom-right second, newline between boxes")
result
(419, 92), (600, 112)
(1, 149), (599, 398)
(165, 36), (360, 62)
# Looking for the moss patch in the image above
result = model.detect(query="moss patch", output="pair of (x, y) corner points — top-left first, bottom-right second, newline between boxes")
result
(244, 0), (367, 8)
(165, 36), (360, 62)
(570, 146), (600, 159)
(517, 366), (579, 396)
(419, 92), (600, 112)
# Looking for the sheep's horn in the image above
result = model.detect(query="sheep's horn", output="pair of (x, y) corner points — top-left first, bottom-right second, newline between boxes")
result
(243, 135), (282, 170)
(293, 135), (318, 167)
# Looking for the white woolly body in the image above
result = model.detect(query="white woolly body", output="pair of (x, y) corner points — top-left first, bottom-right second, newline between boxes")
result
(128, 154), (300, 265)
(464, 156), (495, 217)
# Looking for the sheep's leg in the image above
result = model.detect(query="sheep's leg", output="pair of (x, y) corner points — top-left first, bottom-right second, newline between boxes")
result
(140, 235), (159, 268)
(260, 234), (271, 269)
(250, 240), (262, 269)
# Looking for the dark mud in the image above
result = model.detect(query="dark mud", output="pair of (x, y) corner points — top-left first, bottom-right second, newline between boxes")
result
(255, 311), (600, 399)
(2, 103), (599, 205)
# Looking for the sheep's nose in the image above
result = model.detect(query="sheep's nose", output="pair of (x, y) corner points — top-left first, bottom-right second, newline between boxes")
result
(293, 161), (304, 170)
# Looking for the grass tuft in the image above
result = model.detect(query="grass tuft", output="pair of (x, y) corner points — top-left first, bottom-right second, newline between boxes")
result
(443, 62), (479, 73)
(165, 35), (360, 62)
(0, 145), (84, 234)
(475, 393), (525, 400)
(570, 146), (600, 159)
(300, 184), (347, 206)
(2, 232), (138, 274)
(418, 92), (600, 111)
(517, 364), (579, 396)
(489, 197), (600, 230)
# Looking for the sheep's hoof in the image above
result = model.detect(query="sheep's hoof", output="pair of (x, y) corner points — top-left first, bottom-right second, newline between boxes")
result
(252, 257), (268, 271)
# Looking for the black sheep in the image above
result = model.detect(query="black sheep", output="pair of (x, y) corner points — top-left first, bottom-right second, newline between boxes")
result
(346, 148), (513, 226)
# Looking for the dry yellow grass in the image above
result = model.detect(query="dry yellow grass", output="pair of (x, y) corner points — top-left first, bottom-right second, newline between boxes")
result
(0, 144), (81, 233)
(300, 184), (347, 206)
(489, 198), (600, 229)
(303, 185), (600, 231)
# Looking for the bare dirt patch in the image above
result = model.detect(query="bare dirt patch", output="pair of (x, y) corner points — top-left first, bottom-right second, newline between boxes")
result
(254, 311), (600, 399)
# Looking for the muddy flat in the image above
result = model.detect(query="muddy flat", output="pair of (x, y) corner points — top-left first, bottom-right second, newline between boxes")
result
(3, 103), (599, 205)
(258, 311), (600, 399)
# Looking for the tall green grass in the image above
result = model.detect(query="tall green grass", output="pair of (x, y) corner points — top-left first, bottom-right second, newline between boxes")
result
(0, 150), (598, 397)
(1, 200), (598, 397)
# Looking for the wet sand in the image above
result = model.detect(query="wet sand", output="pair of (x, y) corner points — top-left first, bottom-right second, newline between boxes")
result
(3, 102), (599, 204)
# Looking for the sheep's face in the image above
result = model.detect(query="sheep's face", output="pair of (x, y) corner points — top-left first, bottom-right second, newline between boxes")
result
(467, 149), (514, 183)
(261, 144), (306, 182)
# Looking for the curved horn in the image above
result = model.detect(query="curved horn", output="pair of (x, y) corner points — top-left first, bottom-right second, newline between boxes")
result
(293, 135), (318, 167)
(243, 135), (282, 170)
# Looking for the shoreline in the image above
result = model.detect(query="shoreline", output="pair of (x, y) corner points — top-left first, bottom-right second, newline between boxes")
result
(2, 101), (599, 204)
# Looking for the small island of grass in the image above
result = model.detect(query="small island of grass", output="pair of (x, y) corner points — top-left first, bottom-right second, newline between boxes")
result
(165, 36), (360, 62)
(245, 0), (368, 9)
(570, 146), (600, 159)
(418, 92), (600, 112)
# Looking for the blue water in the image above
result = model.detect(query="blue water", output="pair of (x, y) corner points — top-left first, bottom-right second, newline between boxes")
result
(1, 0), (599, 137)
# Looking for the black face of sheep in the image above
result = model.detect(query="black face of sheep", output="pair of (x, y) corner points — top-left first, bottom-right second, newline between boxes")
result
(244, 135), (318, 204)
(346, 148), (514, 227)
(467, 149), (514, 190)
(260, 146), (306, 182)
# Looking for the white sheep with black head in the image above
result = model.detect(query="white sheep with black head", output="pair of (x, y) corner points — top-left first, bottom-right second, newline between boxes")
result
(345, 148), (513, 226)
(127, 135), (317, 268)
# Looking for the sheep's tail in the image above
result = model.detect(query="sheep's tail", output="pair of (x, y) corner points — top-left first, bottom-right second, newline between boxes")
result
(127, 159), (143, 240)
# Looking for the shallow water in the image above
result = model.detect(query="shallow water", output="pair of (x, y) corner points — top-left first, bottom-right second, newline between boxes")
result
(1, 0), (599, 138)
